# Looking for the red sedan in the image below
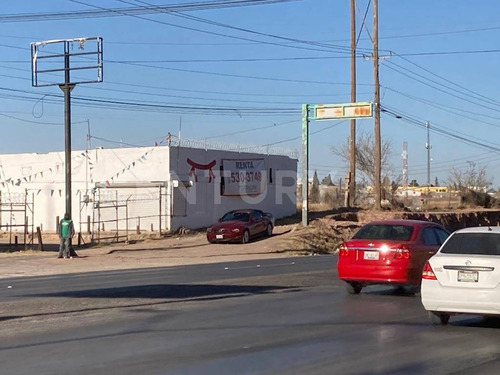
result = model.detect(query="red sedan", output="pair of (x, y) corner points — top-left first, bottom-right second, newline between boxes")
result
(337, 220), (450, 294)
(207, 209), (274, 244)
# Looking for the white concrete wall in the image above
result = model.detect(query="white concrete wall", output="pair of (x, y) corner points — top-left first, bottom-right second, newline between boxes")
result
(168, 147), (297, 231)
(0, 145), (296, 233)
(0, 146), (169, 232)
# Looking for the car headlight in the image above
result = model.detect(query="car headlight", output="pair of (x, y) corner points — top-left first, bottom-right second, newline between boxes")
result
(207, 227), (213, 232)
(232, 228), (240, 233)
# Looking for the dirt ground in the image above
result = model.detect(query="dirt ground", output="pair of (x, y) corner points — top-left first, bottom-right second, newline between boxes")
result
(2, 207), (498, 280)
(0, 210), (373, 279)
(9, 207), (480, 280)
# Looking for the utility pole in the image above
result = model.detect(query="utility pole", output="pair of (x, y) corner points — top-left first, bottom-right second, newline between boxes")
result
(426, 121), (431, 193)
(402, 141), (408, 188)
(301, 104), (309, 226)
(348, 0), (357, 207)
(31, 37), (103, 253)
(60, 47), (75, 222)
(373, 0), (382, 209)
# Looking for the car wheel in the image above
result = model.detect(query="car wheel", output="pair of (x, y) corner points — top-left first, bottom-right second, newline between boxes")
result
(345, 282), (362, 295)
(241, 230), (250, 244)
(266, 223), (273, 237)
(428, 311), (450, 325)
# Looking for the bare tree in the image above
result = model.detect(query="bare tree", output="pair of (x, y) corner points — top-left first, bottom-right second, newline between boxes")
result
(331, 130), (393, 186)
(448, 161), (491, 192)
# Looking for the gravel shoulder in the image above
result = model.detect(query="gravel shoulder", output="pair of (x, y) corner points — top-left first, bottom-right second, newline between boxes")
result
(0, 209), (406, 279)
(0, 224), (316, 279)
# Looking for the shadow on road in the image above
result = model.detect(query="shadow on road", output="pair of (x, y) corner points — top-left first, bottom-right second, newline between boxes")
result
(362, 287), (420, 298)
(1, 284), (298, 324)
(25, 283), (290, 299)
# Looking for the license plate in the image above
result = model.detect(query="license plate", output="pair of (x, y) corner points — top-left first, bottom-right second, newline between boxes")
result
(216, 234), (223, 239)
(363, 251), (379, 260)
(458, 270), (478, 282)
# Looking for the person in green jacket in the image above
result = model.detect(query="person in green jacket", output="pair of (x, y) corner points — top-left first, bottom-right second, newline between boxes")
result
(57, 213), (75, 259)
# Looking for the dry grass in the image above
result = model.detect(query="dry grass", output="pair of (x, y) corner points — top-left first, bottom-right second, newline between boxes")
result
(278, 217), (361, 255)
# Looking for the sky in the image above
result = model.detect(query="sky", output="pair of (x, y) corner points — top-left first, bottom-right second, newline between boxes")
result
(1, 0), (500, 188)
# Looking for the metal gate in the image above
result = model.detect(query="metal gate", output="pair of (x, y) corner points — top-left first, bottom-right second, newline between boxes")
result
(81, 185), (168, 244)
(0, 190), (35, 249)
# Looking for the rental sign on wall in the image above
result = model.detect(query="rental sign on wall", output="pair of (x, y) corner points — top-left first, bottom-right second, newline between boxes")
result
(222, 159), (266, 196)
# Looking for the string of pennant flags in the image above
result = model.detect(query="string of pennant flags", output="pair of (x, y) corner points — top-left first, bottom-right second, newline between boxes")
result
(0, 159), (67, 188)
(102, 146), (156, 187)
(0, 141), (161, 193)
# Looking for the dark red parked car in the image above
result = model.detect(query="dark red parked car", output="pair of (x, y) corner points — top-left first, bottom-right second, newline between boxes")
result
(207, 209), (274, 244)
(337, 220), (450, 294)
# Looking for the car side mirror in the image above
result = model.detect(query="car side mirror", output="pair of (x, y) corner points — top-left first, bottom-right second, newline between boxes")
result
(218, 218), (222, 222)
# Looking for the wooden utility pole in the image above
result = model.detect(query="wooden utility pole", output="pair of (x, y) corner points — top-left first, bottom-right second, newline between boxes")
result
(348, 0), (357, 207)
(426, 121), (431, 194)
(373, 0), (382, 209)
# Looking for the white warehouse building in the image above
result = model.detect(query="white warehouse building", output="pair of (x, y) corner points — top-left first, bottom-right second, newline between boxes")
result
(0, 142), (297, 235)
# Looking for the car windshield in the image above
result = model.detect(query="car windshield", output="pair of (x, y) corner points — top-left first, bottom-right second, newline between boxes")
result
(440, 233), (500, 255)
(221, 212), (250, 222)
(353, 224), (413, 241)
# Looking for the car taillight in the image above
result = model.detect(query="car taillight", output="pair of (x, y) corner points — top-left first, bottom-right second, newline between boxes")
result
(394, 244), (410, 260)
(422, 261), (437, 280)
(338, 243), (349, 257)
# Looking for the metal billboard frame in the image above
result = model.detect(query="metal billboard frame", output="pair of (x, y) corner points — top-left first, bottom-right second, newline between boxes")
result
(31, 36), (103, 87)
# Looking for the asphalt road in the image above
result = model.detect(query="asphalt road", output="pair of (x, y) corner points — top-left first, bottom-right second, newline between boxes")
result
(1, 255), (500, 375)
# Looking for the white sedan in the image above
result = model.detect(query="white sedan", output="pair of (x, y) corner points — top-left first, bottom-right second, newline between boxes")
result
(421, 226), (500, 325)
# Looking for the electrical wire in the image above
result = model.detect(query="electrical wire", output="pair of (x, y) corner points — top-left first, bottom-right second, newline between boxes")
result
(71, 0), (352, 55)
(392, 53), (500, 107)
(0, 112), (88, 126)
(0, 0), (300, 22)
(381, 61), (500, 114)
(201, 119), (298, 140)
(383, 87), (500, 130)
(381, 105), (500, 153)
(123, 0), (374, 54)
(264, 120), (348, 146)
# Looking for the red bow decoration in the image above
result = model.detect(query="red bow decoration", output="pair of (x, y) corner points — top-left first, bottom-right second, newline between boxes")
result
(187, 158), (216, 182)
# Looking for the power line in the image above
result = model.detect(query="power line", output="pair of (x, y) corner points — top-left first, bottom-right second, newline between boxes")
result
(5, 19), (499, 42)
(381, 105), (500, 153)
(3, 47), (500, 64)
(90, 135), (145, 148)
(393, 53), (500, 106)
(0, 112), (88, 126)
(0, 47), (373, 88)
(410, 150), (498, 170)
(108, 58), (374, 86)
(0, 86), (302, 115)
(264, 120), (347, 146)
(107, 55), (353, 63)
(71, 0), (351, 55)
(381, 61), (500, 114)
(202, 119), (298, 140)
(118, 0), (373, 55)
(0, 58), (372, 99)
(383, 87), (500, 129)
(0, 0), (300, 22)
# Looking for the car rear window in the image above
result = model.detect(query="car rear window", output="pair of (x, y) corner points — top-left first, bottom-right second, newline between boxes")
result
(221, 212), (250, 222)
(352, 224), (413, 241)
(440, 232), (500, 255)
